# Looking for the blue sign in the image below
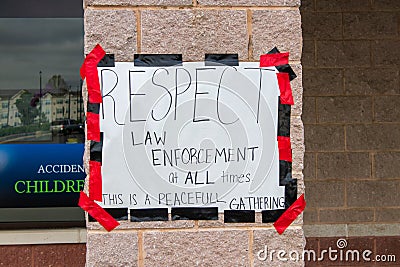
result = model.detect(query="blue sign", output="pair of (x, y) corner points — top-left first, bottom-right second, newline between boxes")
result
(0, 144), (85, 208)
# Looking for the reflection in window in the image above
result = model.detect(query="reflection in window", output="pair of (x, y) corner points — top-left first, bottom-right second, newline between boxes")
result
(0, 18), (83, 144)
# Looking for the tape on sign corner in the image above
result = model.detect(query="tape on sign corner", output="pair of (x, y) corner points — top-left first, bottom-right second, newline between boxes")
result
(78, 191), (119, 232)
(277, 136), (292, 162)
(89, 160), (102, 202)
(267, 47), (280, 55)
(80, 44), (105, 104)
(277, 72), (294, 105)
(134, 54), (183, 67)
(86, 112), (100, 142)
(273, 194), (306, 235)
(260, 52), (289, 67)
(98, 54), (115, 67)
(204, 54), (239, 66)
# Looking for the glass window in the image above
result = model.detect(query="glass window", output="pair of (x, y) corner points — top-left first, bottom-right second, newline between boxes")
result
(0, 0), (85, 229)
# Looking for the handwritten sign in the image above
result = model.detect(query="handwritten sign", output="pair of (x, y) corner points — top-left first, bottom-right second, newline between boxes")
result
(99, 62), (285, 211)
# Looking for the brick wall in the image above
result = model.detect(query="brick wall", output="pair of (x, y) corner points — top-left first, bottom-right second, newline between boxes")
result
(301, 0), (400, 230)
(83, 0), (304, 266)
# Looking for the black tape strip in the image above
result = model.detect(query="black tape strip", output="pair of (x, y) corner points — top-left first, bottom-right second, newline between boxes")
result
(105, 208), (129, 220)
(90, 132), (103, 163)
(87, 102), (100, 114)
(88, 208), (129, 222)
(134, 54), (182, 67)
(171, 207), (218, 220)
(98, 54), (115, 67)
(130, 208), (168, 222)
(262, 209), (285, 223)
(279, 160), (292, 186)
(204, 54), (239, 66)
(224, 210), (255, 223)
(285, 179), (298, 208)
(278, 98), (291, 137)
(276, 64), (297, 81)
(88, 214), (96, 222)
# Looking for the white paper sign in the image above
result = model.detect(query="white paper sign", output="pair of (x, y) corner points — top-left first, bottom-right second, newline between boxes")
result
(99, 62), (285, 211)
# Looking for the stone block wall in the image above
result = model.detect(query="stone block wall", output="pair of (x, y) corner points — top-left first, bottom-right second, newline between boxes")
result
(301, 0), (400, 236)
(83, 0), (304, 266)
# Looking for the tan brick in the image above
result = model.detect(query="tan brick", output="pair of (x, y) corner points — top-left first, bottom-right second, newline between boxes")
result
(291, 117), (305, 173)
(86, 232), (138, 267)
(141, 10), (248, 61)
(85, 0), (192, 5)
(372, 0), (400, 10)
(374, 152), (400, 179)
(316, 0), (372, 11)
(319, 208), (374, 223)
(376, 208), (400, 222)
(253, 228), (305, 266)
(198, 0), (300, 6)
(143, 230), (249, 266)
(291, 64), (303, 117)
(198, 213), (263, 227)
(304, 125), (345, 151)
(305, 181), (345, 207)
(303, 68), (343, 96)
(374, 96), (400, 122)
(303, 207), (317, 224)
(87, 219), (195, 230)
(316, 41), (371, 67)
(372, 40), (400, 66)
(316, 96), (372, 123)
(85, 9), (137, 61)
(347, 180), (400, 207)
(346, 124), (400, 150)
(296, 173), (305, 195)
(343, 12), (398, 39)
(301, 40), (315, 67)
(302, 12), (342, 39)
(304, 152), (316, 180)
(252, 10), (302, 61)
(344, 68), (400, 95)
(302, 97), (316, 124)
(317, 152), (371, 179)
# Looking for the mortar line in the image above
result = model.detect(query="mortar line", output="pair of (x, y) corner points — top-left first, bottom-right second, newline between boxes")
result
(246, 9), (253, 61)
(88, 225), (303, 233)
(85, 6), (299, 11)
(249, 230), (254, 267)
(135, 10), (142, 53)
(138, 230), (144, 267)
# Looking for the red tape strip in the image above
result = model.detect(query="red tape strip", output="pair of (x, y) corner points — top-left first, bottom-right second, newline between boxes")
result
(86, 112), (100, 142)
(80, 44), (105, 104)
(78, 191), (119, 232)
(260, 52), (289, 67)
(278, 136), (292, 162)
(277, 72), (294, 105)
(274, 194), (306, 234)
(89, 161), (102, 202)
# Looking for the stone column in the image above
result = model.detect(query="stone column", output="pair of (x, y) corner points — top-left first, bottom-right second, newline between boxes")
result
(83, 1), (304, 266)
